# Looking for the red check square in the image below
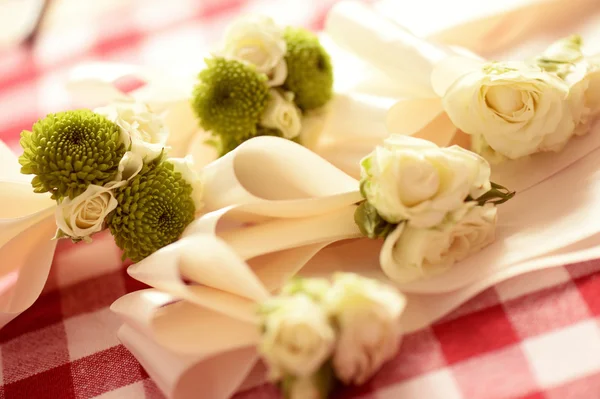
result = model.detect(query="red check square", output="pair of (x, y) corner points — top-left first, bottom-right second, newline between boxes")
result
(70, 345), (146, 398)
(0, 290), (62, 344)
(433, 304), (519, 364)
(574, 273), (600, 316)
(60, 271), (127, 319)
(3, 363), (75, 399)
(2, 322), (70, 384)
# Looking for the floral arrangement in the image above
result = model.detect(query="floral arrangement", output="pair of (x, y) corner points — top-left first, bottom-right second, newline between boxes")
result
(258, 274), (405, 398)
(354, 135), (514, 283)
(18, 102), (203, 261)
(4, 2), (600, 399)
(441, 35), (600, 162)
(326, 3), (600, 168)
(191, 16), (334, 155)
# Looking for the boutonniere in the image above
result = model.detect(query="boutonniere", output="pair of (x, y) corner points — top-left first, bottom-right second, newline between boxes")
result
(434, 35), (600, 162)
(19, 105), (203, 261)
(326, 1), (600, 192)
(192, 15), (334, 155)
(258, 274), (405, 398)
(354, 135), (514, 283)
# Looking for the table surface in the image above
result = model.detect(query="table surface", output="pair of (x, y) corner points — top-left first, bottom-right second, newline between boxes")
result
(1, 1), (600, 398)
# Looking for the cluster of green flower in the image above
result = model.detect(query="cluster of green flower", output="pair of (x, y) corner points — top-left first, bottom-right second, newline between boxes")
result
(191, 16), (334, 155)
(19, 108), (199, 262)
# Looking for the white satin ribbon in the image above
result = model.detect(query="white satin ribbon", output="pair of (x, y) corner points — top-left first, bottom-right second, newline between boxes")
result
(0, 141), (57, 329)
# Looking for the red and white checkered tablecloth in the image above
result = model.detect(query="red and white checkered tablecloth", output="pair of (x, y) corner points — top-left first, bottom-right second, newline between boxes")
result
(2, 1), (600, 398)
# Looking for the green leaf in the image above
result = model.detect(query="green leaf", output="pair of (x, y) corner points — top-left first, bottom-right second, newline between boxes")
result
(354, 201), (397, 239)
(468, 181), (515, 206)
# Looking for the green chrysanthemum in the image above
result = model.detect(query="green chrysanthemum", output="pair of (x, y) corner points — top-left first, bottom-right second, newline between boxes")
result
(107, 158), (196, 262)
(18, 110), (125, 200)
(283, 27), (334, 111)
(191, 57), (270, 149)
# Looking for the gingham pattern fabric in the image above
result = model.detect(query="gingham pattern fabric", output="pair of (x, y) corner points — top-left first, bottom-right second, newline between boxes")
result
(1, 1), (600, 398)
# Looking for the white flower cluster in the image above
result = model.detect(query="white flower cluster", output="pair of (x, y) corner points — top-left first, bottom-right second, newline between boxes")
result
(54, 101), (203, 243)
(221, 16), (302, 140)
(443, 36), (600, 161)
(258, 274), (406, 399)
(359, 135), (509, 284)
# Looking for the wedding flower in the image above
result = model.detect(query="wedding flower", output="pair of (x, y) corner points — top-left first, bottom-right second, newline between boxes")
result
(167, 155), (204, 211)
(222, 15), (287, 86)
(471, 134), (508, 164)
(325, 273), (405, 385)
(191, 57), (270, 154)
(380, 202), (497, 283)
(260, 89), (302, 139)
(54, 151), (144, 243)
(585, 56), (600, 113)
(94, 101), (168, 162)
(54, 184), (118, 242)
(107, 157), (196, 262)
(567, 57), (600, 135)
(443, 61), (579, 159)
(19, 110), (125, 200)
(360, 135), (491, 228)
(258, 295), (335, 379)
(283, 27), (334, 110)
(113, 151), (144, 183)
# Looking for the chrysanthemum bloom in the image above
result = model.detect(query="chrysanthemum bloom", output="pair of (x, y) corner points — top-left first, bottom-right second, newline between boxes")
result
(19, 110), (125, 200)
(107, 157), (196, 262)
(283, 27), (334, 111)
(191, 57), (270, 155)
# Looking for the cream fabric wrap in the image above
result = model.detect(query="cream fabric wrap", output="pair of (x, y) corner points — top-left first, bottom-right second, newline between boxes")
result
(0, 141), (57, 329)
(113, 132), (600, 399)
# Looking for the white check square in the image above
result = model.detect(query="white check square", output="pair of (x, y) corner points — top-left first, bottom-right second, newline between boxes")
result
(374, 369), (463, 399)
(522, 319), (600, 388)
(64, 307), (122, 361)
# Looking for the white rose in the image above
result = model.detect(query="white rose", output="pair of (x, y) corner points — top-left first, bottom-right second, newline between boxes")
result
(471, 134), (507, 164)
(443, 61), (577, 159)
(223, 15), (287, 86)
(381, 202), (497, 283)
(55, 152), (144, 242)
(585, 56), (600, 116)
(361, 135), (491, 228)
(259, 295), (335, 379)
(112, 151), (144, 183)
(325, 273), (406, 385)
(55, 184), (118, 242)
(95, 101), (168, 162)
(568, 57), (600, 135)
(260, 90), (302, 139)
(167, 155), (204, 211)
